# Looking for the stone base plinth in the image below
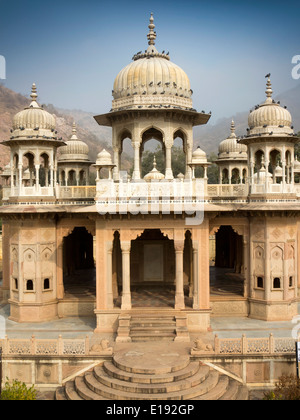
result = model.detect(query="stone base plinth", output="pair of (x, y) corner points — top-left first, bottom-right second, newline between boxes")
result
(8, 300), (58, 323)
(249, 299), (298, 321)
(94, 310), (121, 333)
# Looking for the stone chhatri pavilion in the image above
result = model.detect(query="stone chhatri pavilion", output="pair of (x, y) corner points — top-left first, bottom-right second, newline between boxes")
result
(0, 14), (299, 343)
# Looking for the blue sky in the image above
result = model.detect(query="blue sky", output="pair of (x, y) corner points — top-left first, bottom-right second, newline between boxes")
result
(0, 0), (300, 123)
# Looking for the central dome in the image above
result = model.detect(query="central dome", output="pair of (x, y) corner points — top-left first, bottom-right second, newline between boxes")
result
(112, 14), (193, 110)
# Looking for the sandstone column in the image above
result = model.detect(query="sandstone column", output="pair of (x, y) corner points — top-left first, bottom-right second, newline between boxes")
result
(192, 240), (199, 309)
(121, 241), (132, 310)
(106, 241), (114, 309)
(174, 238), (185, 309)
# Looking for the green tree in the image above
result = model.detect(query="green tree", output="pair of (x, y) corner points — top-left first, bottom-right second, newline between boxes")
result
(0, 378), (37, 400)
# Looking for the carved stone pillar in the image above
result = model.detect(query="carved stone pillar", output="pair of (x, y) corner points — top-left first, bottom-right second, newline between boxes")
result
(121, 241), (131, 310)
(192, 241), (199, 309)
(174, 240), (185, 309)
(106, 241), (114, 309)
(132, 142), (141, 180)
(165, 146), (173, 180)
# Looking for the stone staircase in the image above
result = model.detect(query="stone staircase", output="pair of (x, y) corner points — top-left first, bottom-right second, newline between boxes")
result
(116, 312), (190, 342)
(55, 353), (248, 400)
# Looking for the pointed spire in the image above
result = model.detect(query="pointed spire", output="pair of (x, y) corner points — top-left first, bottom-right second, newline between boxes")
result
(265, 76), (273, 104)
(230, 120), (236, 137)
(153, 154), (157, 168)
(70, 122), (79, 140)
(30, 83), (38, 101)
(147, 12), (156, 46)
(29, 83), (40, 108)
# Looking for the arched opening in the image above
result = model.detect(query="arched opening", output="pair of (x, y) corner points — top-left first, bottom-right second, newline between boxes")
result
(120, 130), (134, 179)
(231, 168), (240, 184)
(210, 225), (244, 297)
(67, 169), (76, 186)
(39, 153), (50, 187)
(173, 129), (187, 177)
(222, 168), (229, 184)
(23, 152), (35, 187)
(79, 169), (86, 185)
(269, 149), (282, 183)
(141, 128), (165, 177)
(63, 227), (95, 297)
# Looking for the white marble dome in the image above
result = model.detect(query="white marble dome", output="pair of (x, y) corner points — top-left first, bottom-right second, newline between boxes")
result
(96, 149), (113, 166)
(12, 84), (56, 138)
(112, 14), (192, 110)
(192, 146), (207, 164)
(58, 123), (89, 162)
(248, 78), (293, 136)
(218, 121), (247, 160)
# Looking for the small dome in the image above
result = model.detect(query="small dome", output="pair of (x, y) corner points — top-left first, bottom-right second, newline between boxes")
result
(112, 14), (192, 110)
(253, 166), (272, 182)
(248, 77), (293, 136)
(144, 156), (165, 181)
(274, 164), (283, 177)
(294, 157), (300, 172)
(96, 149), (113, 166)
(58, 123), (89, 161)
(192, 146), (207, 164)
(12, 84), (56, 138)
(218, 121), (248, 160)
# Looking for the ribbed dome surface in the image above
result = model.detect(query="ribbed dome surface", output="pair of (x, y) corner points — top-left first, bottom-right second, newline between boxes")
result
(111, 14), (193, 110)
(113, 56), (191, 99)
(11, 84), (56, 139)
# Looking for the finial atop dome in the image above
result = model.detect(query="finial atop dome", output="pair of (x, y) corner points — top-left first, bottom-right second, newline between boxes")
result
(30, 83), (38, 101)
(29, 83), (40, 108)
(147, 12), (156, 46)
(153, 155), (157, 168)
(70, 122), (79, 140)
(230, 120), (236, 138)
(265, 75), (273, 104)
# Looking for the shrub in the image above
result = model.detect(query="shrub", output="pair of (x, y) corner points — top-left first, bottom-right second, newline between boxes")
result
(264, 374), (300, 400)
(0, 378), (37, 400)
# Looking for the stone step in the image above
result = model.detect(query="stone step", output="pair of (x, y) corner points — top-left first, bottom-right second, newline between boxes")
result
(75, 374), (106, 400)
(131, 333), (176, 342)
(83, 369), (220, 400)
(93, 364), (210, 394)
(55, 386), (68, 400)
(131, 324), (176, 330)
(194, 375), (229, 400)
(102, 360), (201, 384)
(219, 378), (240, 400)
(113, 352), (190, 375)
(64, 380), (84, 401)
(235, 385), (249, 401)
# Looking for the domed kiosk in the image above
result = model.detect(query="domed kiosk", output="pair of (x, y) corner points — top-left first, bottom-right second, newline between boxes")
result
(94, 13), (211, 180)
(2, 83), (65, 200)
(240, 76), (298, 191)
(58, 123), (93, 186)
